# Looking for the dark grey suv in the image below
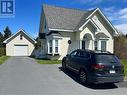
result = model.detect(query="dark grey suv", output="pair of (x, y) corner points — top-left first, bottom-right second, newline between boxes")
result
(62, 49), (124, 84)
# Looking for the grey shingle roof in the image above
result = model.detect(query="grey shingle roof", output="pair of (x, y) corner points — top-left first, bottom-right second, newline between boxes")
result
(75, 9), (96, 30)
(43, 4), (93, 31)
(95, 32), (109, 38)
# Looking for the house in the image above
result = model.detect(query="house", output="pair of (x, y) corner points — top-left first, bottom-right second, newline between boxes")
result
(3, 29), (37, 56)
(39, 4), (118, 60)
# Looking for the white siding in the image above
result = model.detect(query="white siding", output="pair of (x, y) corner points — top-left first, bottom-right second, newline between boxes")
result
(91, 12), (114, 53)
(6, 34), (35, 56)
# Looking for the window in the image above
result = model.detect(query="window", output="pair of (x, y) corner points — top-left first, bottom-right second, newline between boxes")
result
(101, 40), (107, 51)
(49, 40), (52, 53)
(20, 34), (23, 40)
(94, 41), (98, 50)
(95, 54), (119, 63)
(48, 39), (59, 54)
(55, 40), (58, 53)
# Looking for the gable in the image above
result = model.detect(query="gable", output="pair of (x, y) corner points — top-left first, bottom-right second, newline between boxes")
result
(4, 29), (36, 44)
(91, 11), (115, 36)
(79, 8), (118, 36)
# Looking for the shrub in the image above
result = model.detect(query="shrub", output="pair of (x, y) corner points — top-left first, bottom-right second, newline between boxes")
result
(0, 48), (6, 57)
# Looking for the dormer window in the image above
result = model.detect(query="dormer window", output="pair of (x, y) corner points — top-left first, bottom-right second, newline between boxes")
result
(20, 34), (23, 40)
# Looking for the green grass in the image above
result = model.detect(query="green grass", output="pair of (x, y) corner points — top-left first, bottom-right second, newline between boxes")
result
(0, 56), (10, 65)
(36, 59), (62, 64)
(121, 60), (127, 77)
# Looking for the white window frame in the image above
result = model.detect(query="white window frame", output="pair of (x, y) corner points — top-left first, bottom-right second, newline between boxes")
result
(101, 40), (107, 51)
(48, 39), (60, 54)
(49, 40), (53, 54)
(55, 39), (59, 53)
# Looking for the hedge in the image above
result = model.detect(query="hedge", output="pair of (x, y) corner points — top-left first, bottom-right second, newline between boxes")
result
(0, 48), (6, 57)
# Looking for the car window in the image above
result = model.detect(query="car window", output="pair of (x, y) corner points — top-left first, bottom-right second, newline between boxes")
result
(70, 51), (78, 57)
(77, 51), (90, 59)
(95, 54), (119, 63)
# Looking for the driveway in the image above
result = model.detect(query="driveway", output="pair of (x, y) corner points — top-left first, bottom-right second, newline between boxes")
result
(0, 57), (127, 95)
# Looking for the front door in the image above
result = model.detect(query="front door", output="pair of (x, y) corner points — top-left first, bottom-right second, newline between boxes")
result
(82, 41), (85, 50)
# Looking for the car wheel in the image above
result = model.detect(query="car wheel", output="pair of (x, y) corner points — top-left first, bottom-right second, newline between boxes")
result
(62, 61), (66, 70)
(79, 70), (87, 84)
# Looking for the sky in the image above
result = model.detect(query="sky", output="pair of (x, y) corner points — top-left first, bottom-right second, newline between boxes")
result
(0, 0), (127, 38)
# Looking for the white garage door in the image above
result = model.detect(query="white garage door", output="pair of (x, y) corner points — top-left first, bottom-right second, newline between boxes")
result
(14, 45), (28, 56)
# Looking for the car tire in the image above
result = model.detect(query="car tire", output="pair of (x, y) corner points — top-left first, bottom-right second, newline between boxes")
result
(62, 60), (66, 70)
(79, 70), (88, 84)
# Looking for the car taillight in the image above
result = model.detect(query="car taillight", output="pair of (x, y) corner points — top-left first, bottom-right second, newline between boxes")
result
(92, 64), (105, 70)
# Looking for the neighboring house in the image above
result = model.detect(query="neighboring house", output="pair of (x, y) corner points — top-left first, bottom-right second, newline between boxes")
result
(39, 4), (118, 60)
(3, 29), (37, 56)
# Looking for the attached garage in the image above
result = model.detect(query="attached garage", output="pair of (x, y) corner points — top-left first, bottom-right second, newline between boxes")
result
(3, 29), (37, 56)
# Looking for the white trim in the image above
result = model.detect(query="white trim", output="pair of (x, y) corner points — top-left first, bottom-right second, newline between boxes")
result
(3, 28), (37, 44)
(58, 40), (60, 54)
(86, 8), (99, 20)
(86, 8), (118, 34)
(49, 28), (74, 32)
(100, 40), (107, 51)
(47, 39), (60, 55)
(79, 19), (90, 30)
(52, 39), (55, 55)
(48, 40), (53, 54)
(79, 19), (99, 31)
(54, 39), (58, 53)
(91, 18), (101, 31)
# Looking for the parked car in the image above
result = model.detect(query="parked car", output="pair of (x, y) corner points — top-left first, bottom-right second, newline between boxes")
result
(62, 49), (124, 84)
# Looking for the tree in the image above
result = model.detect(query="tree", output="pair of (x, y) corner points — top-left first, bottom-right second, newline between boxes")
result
(3, 26), (12, 40)
(0, 32), (4, 47)
(114, 35), (127, 59)
(35, 37), (41, 49)
(0, 32), (4, 42)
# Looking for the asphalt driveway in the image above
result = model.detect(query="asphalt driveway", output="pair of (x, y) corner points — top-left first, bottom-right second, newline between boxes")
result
(0, 57), (127, 95)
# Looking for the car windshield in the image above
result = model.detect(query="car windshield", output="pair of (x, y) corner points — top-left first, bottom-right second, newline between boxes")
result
(95, 54), (120, 63)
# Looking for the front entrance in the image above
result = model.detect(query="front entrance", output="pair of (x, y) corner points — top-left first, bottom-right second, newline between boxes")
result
(82, 41), (85, 50)
(81, 33), (93, 50)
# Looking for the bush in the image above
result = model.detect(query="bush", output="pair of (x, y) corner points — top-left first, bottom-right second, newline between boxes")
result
(0, 56), (9, 65)
(0, 48), (6, 57)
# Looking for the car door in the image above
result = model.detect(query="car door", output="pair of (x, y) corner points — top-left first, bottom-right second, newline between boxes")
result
(73, 51), (91, 71)
(66, 50), (79, 71)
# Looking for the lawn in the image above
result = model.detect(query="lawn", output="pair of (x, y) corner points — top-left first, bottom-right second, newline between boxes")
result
(36, 59), (62, 64)
(0, 56), (10, 65)
(121, 60), (127, 77)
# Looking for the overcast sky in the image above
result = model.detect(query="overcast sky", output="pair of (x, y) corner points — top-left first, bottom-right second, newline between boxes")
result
(0, 0), (127, 38)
